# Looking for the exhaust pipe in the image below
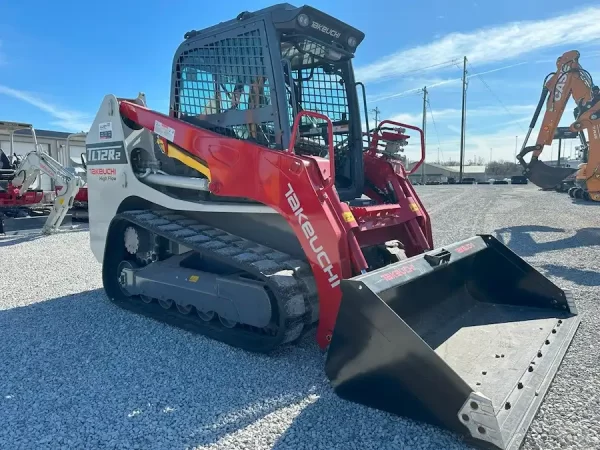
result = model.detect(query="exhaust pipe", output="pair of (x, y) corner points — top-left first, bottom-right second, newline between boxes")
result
(325, 234), (580, 450)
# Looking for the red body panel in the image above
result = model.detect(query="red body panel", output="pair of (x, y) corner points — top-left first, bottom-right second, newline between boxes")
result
(119, 101), (432, 348)
(74, 187), (88, 203)
(0, 184), (44, 206)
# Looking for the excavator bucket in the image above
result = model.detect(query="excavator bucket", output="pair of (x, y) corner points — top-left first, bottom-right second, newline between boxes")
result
(524, 159), (578, 191)
(325, 234), (580, 450)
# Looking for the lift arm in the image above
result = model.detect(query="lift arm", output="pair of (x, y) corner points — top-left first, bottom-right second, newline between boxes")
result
(517, 50), (599, 189)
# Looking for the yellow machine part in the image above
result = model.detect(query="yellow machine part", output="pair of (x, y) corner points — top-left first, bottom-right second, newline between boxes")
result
(157, 137), (211, 181)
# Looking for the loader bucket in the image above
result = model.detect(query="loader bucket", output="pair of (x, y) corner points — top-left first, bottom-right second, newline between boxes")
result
(325, 234), (580, 450)
(525, 158), (577, 190)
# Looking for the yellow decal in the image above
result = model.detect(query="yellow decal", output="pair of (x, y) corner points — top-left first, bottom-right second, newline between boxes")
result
(342, 211), (355, 223)
(409, 203), (419, 212)
(156, 136), (166, 154)
(188, 275), (200, 283)
(59, 198), (64, 205)
(168, 144), (212, 181)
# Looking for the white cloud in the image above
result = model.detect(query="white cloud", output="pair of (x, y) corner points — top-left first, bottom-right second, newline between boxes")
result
(0, 85), (92, 132)
(355, 6), (600, 84)
(367, 60), (545, 103)
(383, 100), (583, 164)
(400, 118), (580, 165)
(388, 103), (537, 126)
(461, 125), (579, 164)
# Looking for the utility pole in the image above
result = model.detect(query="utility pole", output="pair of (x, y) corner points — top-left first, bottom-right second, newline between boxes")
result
(514, 136), (518, 161)
(489, 148), (492, 164)
(371, 107), (380, 129)
(459, 56), (468, 182)
(421, 86), (427, 184)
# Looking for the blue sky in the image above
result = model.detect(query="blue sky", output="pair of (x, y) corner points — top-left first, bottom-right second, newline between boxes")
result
(1, 0), (599, 164)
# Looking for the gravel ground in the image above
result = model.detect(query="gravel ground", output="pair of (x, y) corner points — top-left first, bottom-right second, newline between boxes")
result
(0, 184), (598, 450)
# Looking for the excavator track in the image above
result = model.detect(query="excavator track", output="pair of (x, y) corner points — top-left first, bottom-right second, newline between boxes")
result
(102, 208), (319, 353)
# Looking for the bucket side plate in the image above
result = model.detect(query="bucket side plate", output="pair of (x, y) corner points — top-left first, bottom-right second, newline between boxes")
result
(325, 235), (580, 450)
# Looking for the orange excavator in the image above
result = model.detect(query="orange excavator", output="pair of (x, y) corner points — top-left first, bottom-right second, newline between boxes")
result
(517, 50), (600, 201)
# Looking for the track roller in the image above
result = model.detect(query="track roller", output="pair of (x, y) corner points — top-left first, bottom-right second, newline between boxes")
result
(176, 304), (194, 315)
(158, 299), (174, 309)
(197, 310), (215, 322)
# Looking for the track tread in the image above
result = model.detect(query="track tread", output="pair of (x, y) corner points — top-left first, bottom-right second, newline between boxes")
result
(108, 208), (318, 352)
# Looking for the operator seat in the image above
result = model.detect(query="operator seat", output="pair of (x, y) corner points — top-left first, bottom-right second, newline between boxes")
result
(0, 148), (11, 170)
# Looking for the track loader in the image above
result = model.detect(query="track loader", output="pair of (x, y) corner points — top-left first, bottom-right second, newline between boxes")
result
(517, 50), (600, 201)
(85, 4), (580, 449)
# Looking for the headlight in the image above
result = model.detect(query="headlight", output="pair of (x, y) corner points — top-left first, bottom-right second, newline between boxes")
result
(347, 36), (357, 47)
(297, 14), (310, 27)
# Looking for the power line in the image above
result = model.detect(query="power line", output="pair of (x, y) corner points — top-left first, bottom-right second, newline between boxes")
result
(467, 61), (526, 133)
(368, 60), (469, 104)
(426, 98), (444, 162)
(368, 59), (462, 84)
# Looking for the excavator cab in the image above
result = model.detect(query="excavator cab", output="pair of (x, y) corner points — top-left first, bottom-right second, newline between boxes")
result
(171, 4), (366, 201)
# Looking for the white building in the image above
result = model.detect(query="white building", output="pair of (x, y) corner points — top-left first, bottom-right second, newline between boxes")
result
(0, 125), (87, 191)
(406, 162), (488, 183)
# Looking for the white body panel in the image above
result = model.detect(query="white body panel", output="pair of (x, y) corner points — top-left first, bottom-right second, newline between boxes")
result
(85, 94), (277, 264)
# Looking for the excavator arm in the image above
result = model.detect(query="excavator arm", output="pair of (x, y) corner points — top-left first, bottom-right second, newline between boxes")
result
(517, 50), (598, 189)
(11, 145), (83, 234)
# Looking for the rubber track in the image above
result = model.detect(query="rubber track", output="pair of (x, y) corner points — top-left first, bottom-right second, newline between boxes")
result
(110, 209), (319, 353)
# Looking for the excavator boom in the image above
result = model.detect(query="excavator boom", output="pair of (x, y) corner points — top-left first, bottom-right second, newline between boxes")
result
(517, 50), (599, 191)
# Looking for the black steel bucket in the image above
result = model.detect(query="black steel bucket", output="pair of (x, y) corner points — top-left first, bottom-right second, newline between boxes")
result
(524, 158), (578, 190)
(325, 235), (580, 450)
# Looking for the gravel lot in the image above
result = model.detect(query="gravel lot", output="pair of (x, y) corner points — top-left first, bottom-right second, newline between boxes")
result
(0, 184), (598, 450)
